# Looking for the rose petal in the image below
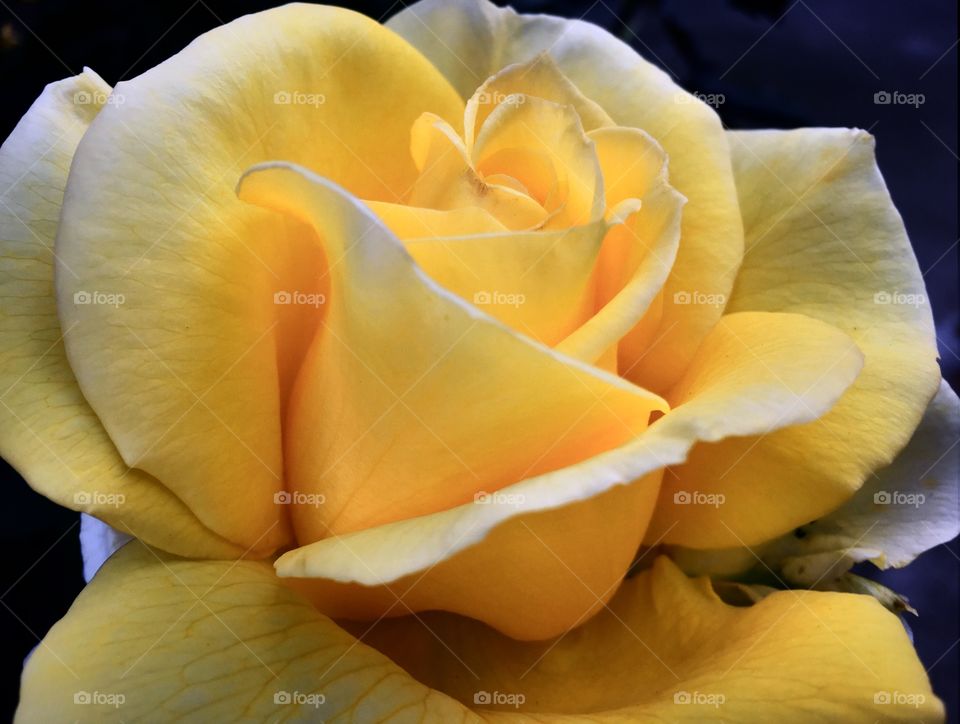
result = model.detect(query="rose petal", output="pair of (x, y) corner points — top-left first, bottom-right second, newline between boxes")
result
(236, 162), (666, 552)
(406, 112), (550, 229)
(357, 556), (942, 721)
(52, 5), (465, 554)
(472, 95), (604, 228)
(646, 311), (864, 546)
(758, 379), (957, 585)
(389, 0), (744, 394)
(660, 129), (941, 549)
(273, 299), (860, 639)
(0, 70), (245, 558)
(463, 53), (613, 151)
(20, 544), (940, 722)
(557, 128), (683, 367)
(16, 543), (474, 722)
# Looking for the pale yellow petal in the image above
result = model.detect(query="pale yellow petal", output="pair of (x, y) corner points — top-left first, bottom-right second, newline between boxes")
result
(472, 95), (604, 228)
(661, 129), (941, 549)
(557, 128), (683, 366)
(356, 556), (942, 722)
(16, 543), (477, 723)
(389, 0), (744, 394)
(52, 5), (465, 553)
(0, 70), (246, 558)
(365, 200), (508, 238)
(407, 112), (549, 230)
(274, 308), (859, 639)
(722, 378), (960, 587)
(402, 221), (612, 346)
(647, 311), (864, 547)
(463, 53), (613, 152)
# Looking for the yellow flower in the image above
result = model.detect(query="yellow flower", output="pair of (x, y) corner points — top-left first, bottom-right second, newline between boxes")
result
(0, 1), (954, 721)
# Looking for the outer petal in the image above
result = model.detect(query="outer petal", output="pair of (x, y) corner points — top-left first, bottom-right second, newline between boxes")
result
(52, 5), (465, 554)
(16, 543), (477, 723)
(353, 557), (942, 722)
(274, 306), (860, 639)
(388, 0), (744, 394)
(21, 547), (939, 722)
(664, 129), (941, 549)
(646, 311), (864, 547)
(0, 70), (245, 558)
(747, 379), (958, 586)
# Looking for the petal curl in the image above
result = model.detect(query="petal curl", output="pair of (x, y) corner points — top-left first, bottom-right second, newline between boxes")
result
(347, 557), (943, 722)
(16, 543), (475, 723)
(52, 5), (465, 554)
(388, 0), (744, 394)
(236, 162), (665, 550)
(557, 128), (683, 367)
(647, 311), (864, 547)
(0, 70), (245, 558)
(274, 305), (859, 639)
(730, 378), (959, 586)
(463, 54), (613, 151)
(663, 129), (941, 549)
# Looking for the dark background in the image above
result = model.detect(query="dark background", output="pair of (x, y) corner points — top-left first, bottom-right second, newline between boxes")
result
(1, 0), (957, 720)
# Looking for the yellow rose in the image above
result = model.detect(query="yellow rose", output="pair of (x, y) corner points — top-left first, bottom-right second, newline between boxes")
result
(1, 1), (955, 721)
